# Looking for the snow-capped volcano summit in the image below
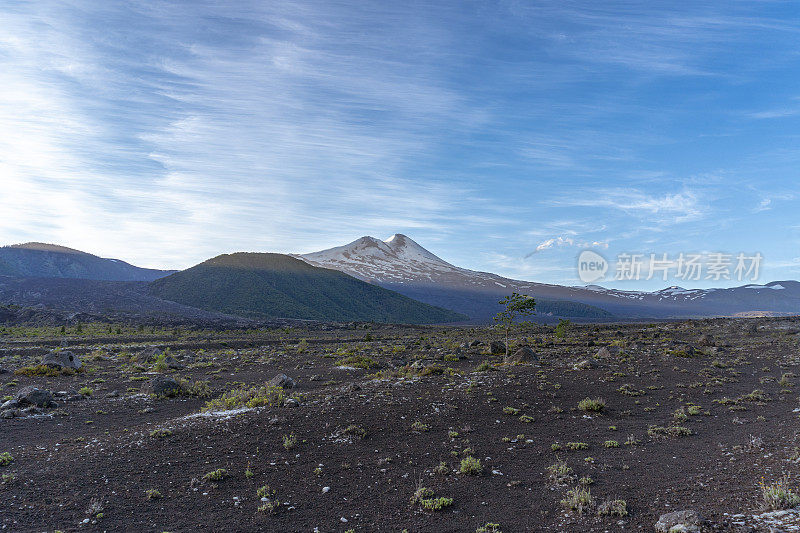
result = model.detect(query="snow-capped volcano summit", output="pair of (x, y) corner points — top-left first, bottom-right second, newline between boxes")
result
(297, 234), (800, 321)
(298, 234), (465, 283)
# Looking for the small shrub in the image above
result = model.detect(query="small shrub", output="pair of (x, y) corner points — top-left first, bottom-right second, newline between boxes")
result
(546, 459), (574, 485)
(760, 477), (800, 510)
(145, 489), (162, 500)
(202, 384), (284, 411)
(604, 440), (619, 448)
(560, 486), (593, 514)
(476, 524), (502, 533)
(15, 365), (61, 377)
(578, 397), (606, 412)
(460, 456), (483, 475)
(565, 442), (589, 451)
(502, 407), (520, 416)
(597, 499), (627, 517)
(79, 387), (93, 397)
(411, 420), (430, 432)
(202, 468), (227, 483)
(344, 425), (367, 439)
(337, 355), (378, 369)
(0, 452), (13, 467)
(282, 433), (297, 450)
(149, 429), (172, 439)
(648, 425), (692, 438)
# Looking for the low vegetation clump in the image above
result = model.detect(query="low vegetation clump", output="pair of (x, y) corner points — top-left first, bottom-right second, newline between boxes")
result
(560, 486), (593, 514)
(344, 424), (367, 439)
(648, 425), (693, 438)
(149, 429), (172, 439)
(604, 440), (619, 448)
(282, 433), (297, 450)
(14, 365), (62, 377)
(502, 406), (520, 415)
(597, 499), (628, 517)
(257, 485), (280, 514)
(460, 456), (483, 475)
(0, 452), (13, 467)
(337, 355), (378, 369)
(202, 384), (284, 411)
(410, 486), (454, 511)
(145, 489), (162, 500)
(180, 379), (212, 398)
(476, 524), (502, 533)
(202, 468), (227, 483)
(578, 397), (606, 412)
(760, 477), (800, 510)
(79, 386), (93, 396)
(411, 420), (430, 432)
(547, 459), (574, 485)
(565, 442), (589, 451)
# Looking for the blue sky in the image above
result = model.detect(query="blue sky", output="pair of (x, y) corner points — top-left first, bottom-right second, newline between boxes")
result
(2, 1), (799, 289)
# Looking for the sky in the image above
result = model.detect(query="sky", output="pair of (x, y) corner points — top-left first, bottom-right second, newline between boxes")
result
(2, 0), (800, 289)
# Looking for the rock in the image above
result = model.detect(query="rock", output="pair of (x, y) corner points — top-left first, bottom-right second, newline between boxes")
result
(163, 356), (184, 370)
(283, 398), (300, 408)
(16, 386), (54, 408)
(0, 367), (8, 374)
(698, 334), (715, 346)
(42, 350), (82, 370)
(1, 399), (18, 411)
(595, 346), (612, 358)
(655, 509), (704, 533)
(504, 346), (536, 364)
(148, 376), (181, 397)
(1, 410), (16, 419)
(106, 390), (120, 398)
(269, 373), (296, 389)
(489, 341), (506, 355)
(469, 340), (483, 347)
(574, 358), (600, 370)
(136, 347), (163, 364)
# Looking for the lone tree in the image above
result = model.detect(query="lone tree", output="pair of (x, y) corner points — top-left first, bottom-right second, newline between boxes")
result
(494, 293), (536, 356)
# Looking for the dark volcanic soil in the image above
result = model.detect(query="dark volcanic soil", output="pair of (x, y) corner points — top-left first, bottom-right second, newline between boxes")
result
(2, 318), (800, 532)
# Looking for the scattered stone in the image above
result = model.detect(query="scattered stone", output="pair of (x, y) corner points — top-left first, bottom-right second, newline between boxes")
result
(504, 346), (536, 364)
(148, 376), (180, 397)
(269, 373), (296, 389)
(489, 341), (506, 355)
(42, 350), (82, 370)
(16, 386), (54, 408)
(655, 509), (704, 533)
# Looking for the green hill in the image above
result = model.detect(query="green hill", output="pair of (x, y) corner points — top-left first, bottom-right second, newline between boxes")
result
(148, 253), (467, 324)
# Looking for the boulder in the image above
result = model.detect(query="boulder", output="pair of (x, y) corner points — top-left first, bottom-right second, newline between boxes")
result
(163, 356), (184, 370)
(136, 347), (163, 365)
(489, 341), (506, 355)
(42, 350), (82, 370)
(698, 334), (715, 347)
(504, 346), (536, 365)
(0, 399), (19, 411)
(574, 358), (600, 370)
(469, 340), (483, 348)
(16, 386), (54, 408)
(654, 509), (704, 533)
(148, 376), (181, 397)
(269, 373), (295, 389)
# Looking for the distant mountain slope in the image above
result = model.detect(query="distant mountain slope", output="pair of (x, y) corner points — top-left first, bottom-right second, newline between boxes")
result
(0, 243), (173, 281)
(299, 234), (800, 321)
(149, 252), (467, 323)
